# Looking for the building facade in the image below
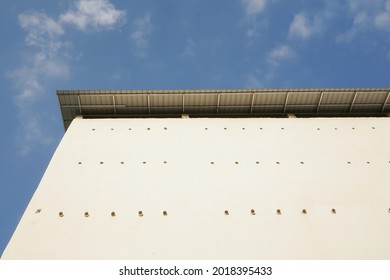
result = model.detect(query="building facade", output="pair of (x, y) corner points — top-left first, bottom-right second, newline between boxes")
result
(2, 88), (390, 259)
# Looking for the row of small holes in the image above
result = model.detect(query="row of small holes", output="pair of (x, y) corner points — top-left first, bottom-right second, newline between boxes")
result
(77, 161), (390, 165)
(38, 208), (390, 217)
(92, 127), (377, 131)
(224, 209), (334, 215)
(55, 211), (167, 217)
(209, 127), (377, 131)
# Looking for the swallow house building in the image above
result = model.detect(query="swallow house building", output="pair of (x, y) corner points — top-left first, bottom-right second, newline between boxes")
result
(2, 88), (390, 259)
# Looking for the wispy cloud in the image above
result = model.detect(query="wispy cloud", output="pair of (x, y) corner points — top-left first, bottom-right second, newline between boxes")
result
(60, 0), (126, 31)
(267, 45), (295, 66)
(289, 13), (313, 40)
(130, 12), (152, 57)
(241, 0), (267, 17)
(182, 39), (197, 57)
(9, 0), (127, 155)
(243, 45), (294, 88)
(244, 72), (264, 88)
(374, 1), (390, 31)
(10, 12), (70, 104)
(19, 12), (64, 47)
(240, 0), (268, 38)
(337, 0), (390, 42)
(289, 12), (327, 40)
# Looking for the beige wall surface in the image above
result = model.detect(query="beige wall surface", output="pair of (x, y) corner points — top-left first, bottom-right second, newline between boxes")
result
(2, 117), (390, 259)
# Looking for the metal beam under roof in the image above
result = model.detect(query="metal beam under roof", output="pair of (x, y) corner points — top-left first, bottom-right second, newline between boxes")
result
(57, 88), (390, 130)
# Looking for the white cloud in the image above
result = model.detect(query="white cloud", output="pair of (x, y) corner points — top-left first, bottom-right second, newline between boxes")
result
(245, 73), (264, 88)
(60, 0), (126, 31)
(17, 114), (54, 156)
(241, 0), (267, 17)
(19, 12), (64, 48)
(11, 12), (70, 104)
(182, 39), (197, 57)
(375, 1), (390, 31)
(289, 13), (311, 39)
(240, 0), (269, 39)
(289, 13), (324, 40)
(10, 0), (127, 155)
(267, 45), (295, 66)
(339, 0), (390, 42)
(131, 12), (152, 57)
(375, 12), (390, 30)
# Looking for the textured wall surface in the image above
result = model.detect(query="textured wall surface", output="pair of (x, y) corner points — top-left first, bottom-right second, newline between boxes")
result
(2, 117), (390, 259)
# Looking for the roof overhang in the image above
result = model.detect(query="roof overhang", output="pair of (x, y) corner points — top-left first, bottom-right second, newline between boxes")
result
(57, 88), (390, 131)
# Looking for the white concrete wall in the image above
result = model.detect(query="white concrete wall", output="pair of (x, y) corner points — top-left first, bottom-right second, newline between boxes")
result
(2, 117), (390, 259)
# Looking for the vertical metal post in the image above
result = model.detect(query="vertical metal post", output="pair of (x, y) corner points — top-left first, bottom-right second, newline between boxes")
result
(250, 93), (255, 114)
(316, 91), (324, 113)
(349, 91), (358, 113)
(112, 95), (117, 115)
(382, 91), (390, 113)
(283, 91), (290, 114)
(182, 94), (185, 114)
(147, 94), (151, 115)
(77, 95), (83, 115)
(216, 94), (221, 114)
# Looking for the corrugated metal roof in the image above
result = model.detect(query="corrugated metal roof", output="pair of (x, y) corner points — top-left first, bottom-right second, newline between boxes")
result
(57, 88), (390, 130)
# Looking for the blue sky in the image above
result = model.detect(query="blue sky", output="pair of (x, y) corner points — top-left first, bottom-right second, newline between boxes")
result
(1, 0), (390, 256)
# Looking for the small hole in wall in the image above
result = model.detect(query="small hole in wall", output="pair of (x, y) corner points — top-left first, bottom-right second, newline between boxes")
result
(147, 128), (150, 130)
(300, 161), (304, 164)
(35, 209), (41, 214)
(111, 128), (114, 131)
(78, 162), (82, 165)
(347, 161), (351, 164)
(256, 161), (260, 164)
(388, 208), (390, 213)
(250, 209), (256, 215)
(164, 127), (167, 130)
(276, 162), (280, 165)
(163, 211), (168, 216)
(242, 128), (245, 130)
(210, 161), (214, 165)
(121, 161), (124, 164)
(84, 212), (89, 217)
(138, 211), (143, 217)
(259, 127), (263, 130)
(92, 128), (95, 131)
(281, 127), (284, 130)
(372, 127), (376, 129)
(224, 210), (229, 215)
(163, 161), (167, 164)
(331, 208), (336, 214)
(205, 128), (208, 130)
(142, 161), (146, 164)
(100, 161), (104, 165)
(276, 209), (282, 215)
(224, 127), (227, 130)
(128, 128), (132, 130)
(367, 161), (371, 164)
(352, 127), (355, 130)
(302, 209), (307, 214)
(59, 212), (64, 217)
(235, 161), (239, 165)
(317, 128), (320, 131)
(111, 211), (116, 217)
(334, 128), (338, 130)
